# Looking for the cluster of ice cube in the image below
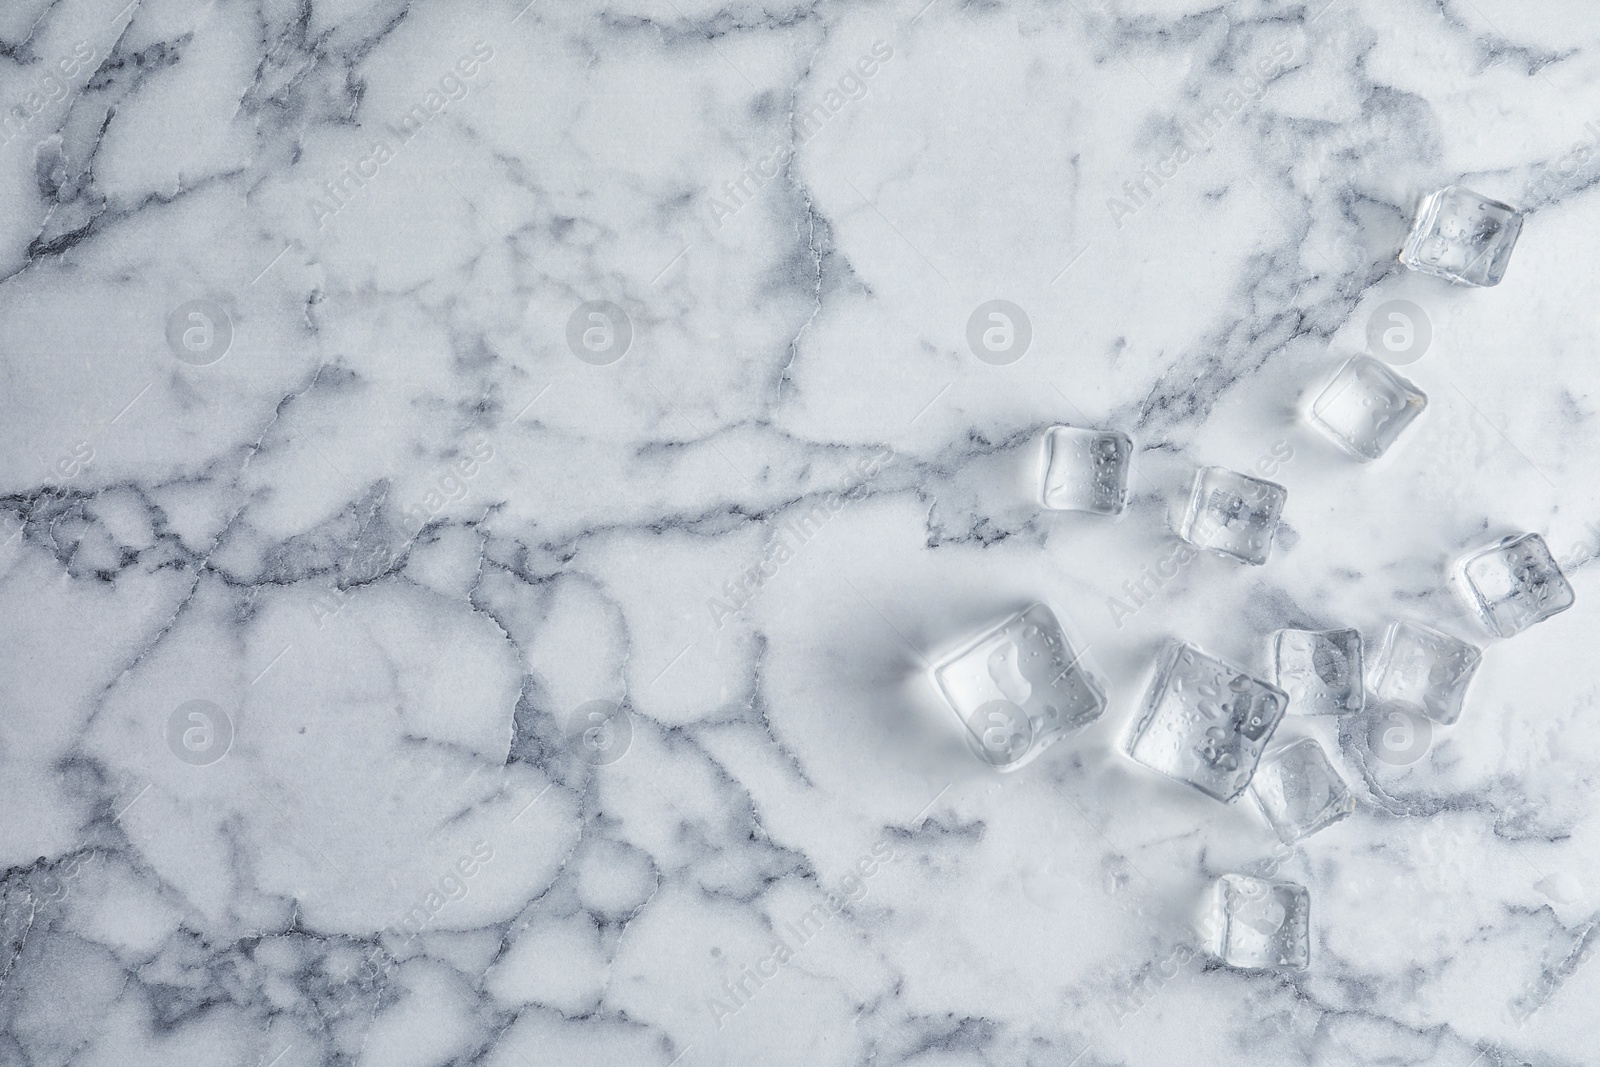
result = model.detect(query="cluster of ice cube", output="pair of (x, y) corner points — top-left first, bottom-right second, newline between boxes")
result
(1304, 186), (1529, 463)
(1038, 426), (1290, 566)
(929, 184), (1566, 975)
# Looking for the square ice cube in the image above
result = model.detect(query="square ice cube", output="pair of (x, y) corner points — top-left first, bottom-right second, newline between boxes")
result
(932, 603), (1107, 771)
(1369, 620), (1481, 725)
(1207, 874), (1310, 971)
(1039, 426), (1132, 515)
(1178, 466), (1287, 566)
(1460, 533), (1575, 638)
(1273, 627), (1364, 715)
(1399, 185), (1524, 287)
(1249, 738), (1356, 843)
(1124, 641), (1288, 801)
(1309, 356), (1427, 462)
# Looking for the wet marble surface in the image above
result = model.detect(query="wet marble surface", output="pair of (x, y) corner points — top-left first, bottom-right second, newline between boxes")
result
(3, 0), (1600, 1064)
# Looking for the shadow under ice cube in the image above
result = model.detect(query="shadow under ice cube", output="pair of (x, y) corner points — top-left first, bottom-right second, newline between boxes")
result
(1207, 874), (1310, 971)
(1249, 738), (1355, 844)
(1309, 356), (1427, 462)
(1398, 185), (1524, 288)
(1460, 533), (1575, 638)
(1039, 426), (1132, 515)
(1179, 466), (1287, 566)
(1124, 641), (1288, 801)
(1369, 620), (1481, 725)
(933, 603), (1107, 771)
(1273, 627), (1363, 715)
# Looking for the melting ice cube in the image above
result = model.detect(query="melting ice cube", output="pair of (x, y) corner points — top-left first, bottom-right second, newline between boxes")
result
(932, 603), (1106, 770)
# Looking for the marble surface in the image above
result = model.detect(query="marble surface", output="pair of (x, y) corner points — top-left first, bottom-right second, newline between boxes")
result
(3, 1), (1600, 1065)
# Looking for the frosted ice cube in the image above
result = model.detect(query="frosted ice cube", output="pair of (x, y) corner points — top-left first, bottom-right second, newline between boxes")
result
(933, 603), (1107, 771)
(1309, 356), (1427, 462)
(1273, 627), (1364, 715)
(1249, 738), (1355, 844)
(1398, 185), (1523, 288)
(1039, 426), (1132, 515)
(1207, 874), (1310, 971)
(1179, 466), (1286, 566)
(1460, 533), (1575, 638)
(1124, 641), (1288, 801)
(1369, 620), (1481, 725)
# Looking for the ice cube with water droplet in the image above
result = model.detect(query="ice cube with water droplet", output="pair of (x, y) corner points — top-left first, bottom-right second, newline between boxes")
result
(1369, 620), (1481, 725)
(1249, 738), (1355, 843)
(1459, 533), (1574, 638)
(1039, 426), (1133, 516)
(1206, 874), (1310, 971)
(932, 603), (1107, 771)
(1123, 641), (1288, 801)
(1398, 185), (1523, 287)
(1273, 627), (1363, 715)
(1178, 466), (1286, 566)
(1309, 356), (1427, 462)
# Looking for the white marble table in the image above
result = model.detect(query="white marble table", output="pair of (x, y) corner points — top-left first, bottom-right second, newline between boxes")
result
(2, 1), (1598, 1064)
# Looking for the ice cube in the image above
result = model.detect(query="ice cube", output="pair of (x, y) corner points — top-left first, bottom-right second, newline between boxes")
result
(1124, 641), (1288, 801)
(1460, 533), (1575, 638)
(1178, 466), (1287, 566)
(1206, 874), (1310, 971)
(1398, 185), (1524, 288)
(1369, 620), (1481, 725)
(1273, 627), (1363, 715)
(1249, 738), (1355, 843)
(1039, 426), (1132, 515)
(1309, 356), (1427, 462)
(932, 603), (1107, 771)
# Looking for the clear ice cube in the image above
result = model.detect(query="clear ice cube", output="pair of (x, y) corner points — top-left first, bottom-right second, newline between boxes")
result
(1207, 874), (1310, 971)
(1398, 185), (1524, 288)
(1249, 738), (1355, 844)
(1040, 426), (1132, 515)
(1460, 533), (1575, 638)
(933, 603), (1107, 771)
(1273, 627), (1364, 715)
(1309, 356), (1427, 462)
(1124, 641), (1288, 801)
(1178, 466), (1287, 566)
(1369, 620), (1481, 725)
